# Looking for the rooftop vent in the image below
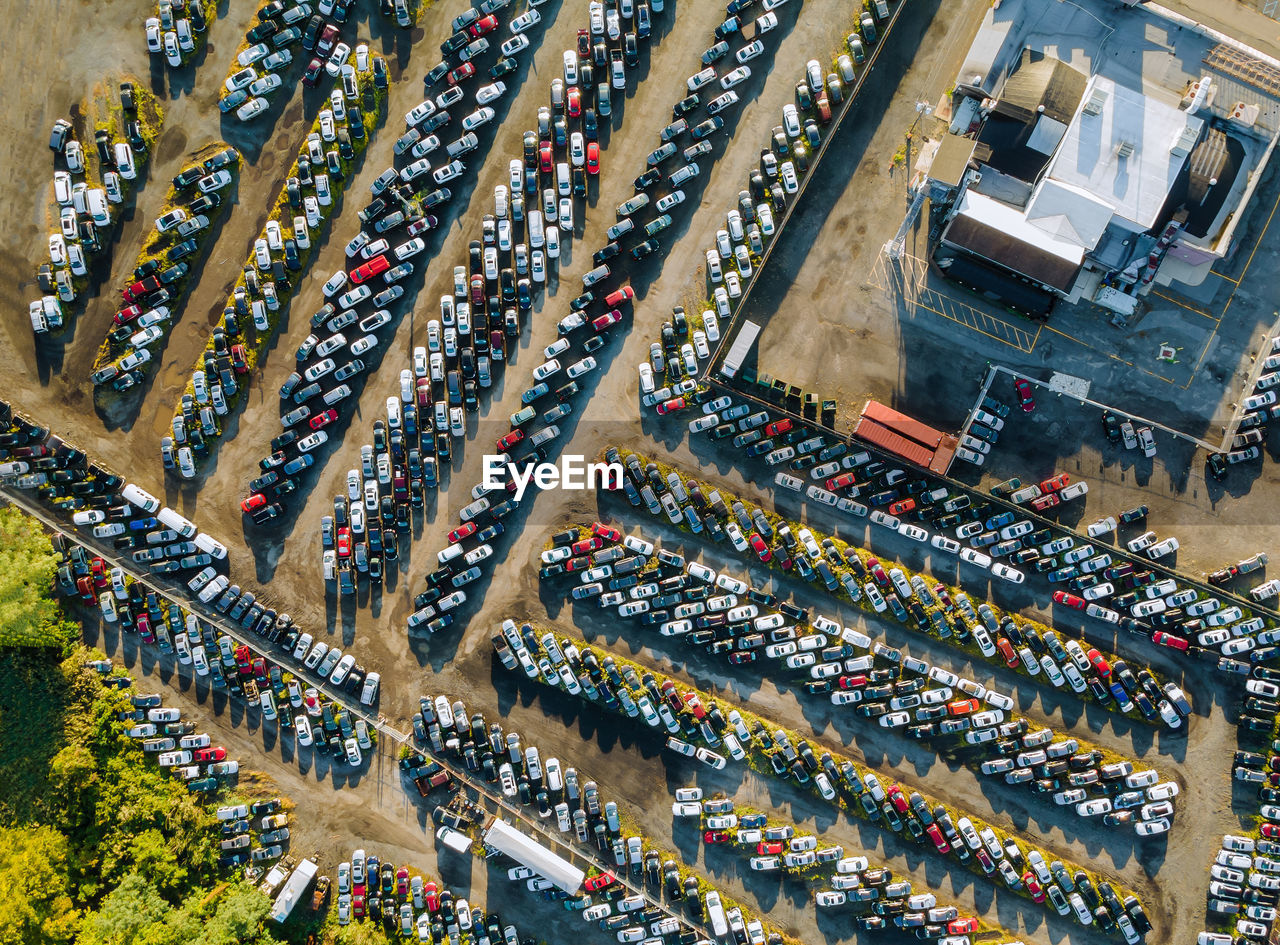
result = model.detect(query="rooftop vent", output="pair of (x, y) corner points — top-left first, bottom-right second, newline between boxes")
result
(1082, 88), (1108, 116)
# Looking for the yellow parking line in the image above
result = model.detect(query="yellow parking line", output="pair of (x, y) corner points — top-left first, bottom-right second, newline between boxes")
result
(1209, 269), (1240, 285)
(1150, 290), (1219, 320)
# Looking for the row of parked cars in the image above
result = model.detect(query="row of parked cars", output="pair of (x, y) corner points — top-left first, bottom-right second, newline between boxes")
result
(93, 148), (239, 396)
(332, 844), (532, 942)
(1209, 335), (1280, 479)
(510, 628), (1149, 937)
(212, 797), (290, 869)
(58, 538), (375, 759)
(679, 387), (1280, 671)
(604, 444), (1186, 731)
(218, 0), (356, 121)
(180, 52), (386, 484)
(33, 88), (151, 332)
(404, 0), (832, 625)
(240, 0), (608, 520)
(689, 793), (978, 939)
(544, 523), (1179, 829)
(641, 40), (864, 400)
(415, 673), (764, 945)
(145, 0), (209, 66)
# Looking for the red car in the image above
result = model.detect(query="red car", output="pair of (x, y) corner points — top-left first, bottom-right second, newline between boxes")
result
(422, 881), (439, 911)
(1031, 493), (1060, 512)
(1014, 378), (1036, 412)
(303, 57), (324, 87)
(417, 379), (432, 408)
(76, 576), (96, 603)
(230, 344), (248, 372)
(467, 13), (498, 36)
(867, 558), (889, 587)
(592, 309), (622, 331)
(310, 409), (338, 430)
(564, 556), (590, 572)
(703, 830), (729, 844)
(682, 692), (706, 719)
(353, 895), (365, 918)
(241, 493), (267, 514)
(586, 142), (600, 175)
(351, 255), (390, 284)
(315, 24), (340, 56)
(756, 841), (783, 855)
(194, 747), (226, 762)
(137, 613), (154, 643)
(396, 868), (409, 896)
(995, 637), (1018, 667)
(583, 871), (616, 892)
(925, 823), (950, 853)
(113, 304), (142, 326)
(948, 918), (979, 935)
(838, 675), (866, 690)
(656, 396), (686, 415)
(1023, 872), (1044, 902)
(1263, 824), (1280, 839)
(605, 286), (635, 307)
(1039, 473), (1070, 493)
(566, 86), (581, 117)
(1086, 647), (1111, 677)
(90, 557), (108, 588)
(539, 142), (553, 173)
(765, 418), (792, 436)
(448, 62), (476, 85)
(336, 528), (352, 559)
(1052, 590), (1087, 610)
(1151, 631), (1188, 652)
(471, 274), (485, 306)
(887, 786), (908, 814)
(576, 28), (589, 56)
(496, 429), (524, 451)
(887, 498), (915, 516)
(750, 533), (771, 561)
(572, 536), (603, 555)
(826, 472), (856, 491)
(592, 522), (621, 541)
(123, 276), (161, 302)
(448, 522), (477, 543)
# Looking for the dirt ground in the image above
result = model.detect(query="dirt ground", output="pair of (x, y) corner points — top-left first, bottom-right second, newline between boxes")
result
(0, 0), (1246, 941)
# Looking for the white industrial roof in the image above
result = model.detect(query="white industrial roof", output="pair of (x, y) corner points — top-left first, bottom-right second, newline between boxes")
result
(484, 819), (584, 893)
(1047, 75), (1202, 231)
(958, 190), (1085, 265)
(1024, 178), (1115, 250)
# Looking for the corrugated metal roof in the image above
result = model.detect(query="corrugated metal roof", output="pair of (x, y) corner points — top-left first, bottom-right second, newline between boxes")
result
(861, 401), (945, 449)
(853, 419), (935, 468)
(992, 49), (1088, 125)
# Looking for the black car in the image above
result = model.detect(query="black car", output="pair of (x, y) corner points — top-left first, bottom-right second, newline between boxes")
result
(167, 239), (199, 262)
(190, 193), (220, 215)
(631, 238), (659, 259)
(634, 168), (661, 191)
(283, 239), (300, 270)
(120, 82), (136, 112)
(246, 19), (280, 43)
(424, 62), (449, 87)
(372, 57), (388, 89)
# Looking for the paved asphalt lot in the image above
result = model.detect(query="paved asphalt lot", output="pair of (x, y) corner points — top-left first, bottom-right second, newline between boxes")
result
(0, 0), (1258, 941)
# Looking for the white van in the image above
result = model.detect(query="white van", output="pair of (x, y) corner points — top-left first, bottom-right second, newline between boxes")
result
(86, 188), (110, 226)
(157, 507), (197, 538)
(704, 891), (729, 937)
(194, 532), (228, 559)
(122, 483), (161, 513)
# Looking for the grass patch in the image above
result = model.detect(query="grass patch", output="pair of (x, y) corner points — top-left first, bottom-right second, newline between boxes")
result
(169, 59), (390, 471)
(607, 445), (1171, 727)
(505, 625), (1143, 933)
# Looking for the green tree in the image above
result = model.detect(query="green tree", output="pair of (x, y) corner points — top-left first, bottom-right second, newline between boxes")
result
(196, 884), (274, 945)
(48, 743), (98, 833)
(0, 826), (79, 945)
(78, 873), (171, 945)
(0, 508), (71, 648)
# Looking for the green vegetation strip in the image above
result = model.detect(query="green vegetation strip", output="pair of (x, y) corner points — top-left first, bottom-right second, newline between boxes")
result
(171, 60), (389, 469)
(542, 522), (1166, 810)
(502, 623), (1147, 933)
(608, 446), (1172, 726)
(0, 506), (282, 943)
(90, 144), (241, 380)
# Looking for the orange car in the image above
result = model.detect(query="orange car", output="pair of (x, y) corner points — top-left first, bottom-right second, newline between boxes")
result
(1039, 473), (1070, 493)
(995, 637), (1018, 667)
(888, 498), (916, 516)
(947, 698), (980, 716)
